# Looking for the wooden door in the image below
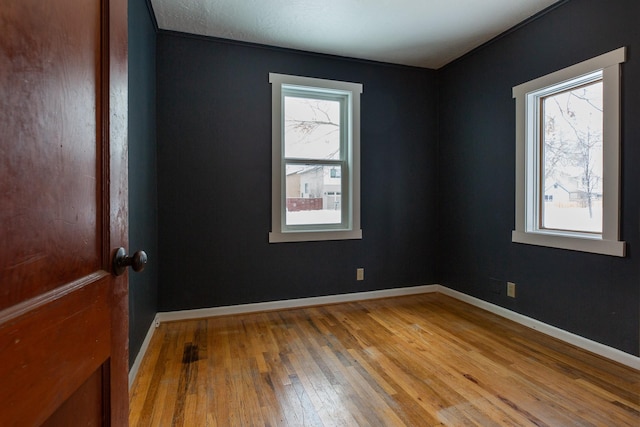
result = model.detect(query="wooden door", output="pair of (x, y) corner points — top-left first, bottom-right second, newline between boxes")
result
(0, 0), (129, 425)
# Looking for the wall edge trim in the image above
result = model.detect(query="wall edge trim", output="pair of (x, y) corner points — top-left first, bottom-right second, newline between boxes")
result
(157, 285), (439, 323)
(156, 29), (436, 71)
(128, 284), (638, 387)
(438, 287), (640, 370)
(129, 314), (159, 389)
(439, 0), (571, 70)
(144, 0), (159, 31)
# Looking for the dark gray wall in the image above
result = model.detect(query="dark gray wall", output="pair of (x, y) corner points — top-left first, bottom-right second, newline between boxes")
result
(156, 34), (439, 311)
(148, 0), (638, 359)
(128, 0), (158, 367)
(438, 0), (640, 356)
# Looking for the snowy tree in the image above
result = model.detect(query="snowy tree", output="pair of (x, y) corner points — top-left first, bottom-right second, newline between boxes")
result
(543, 82), (603, 219)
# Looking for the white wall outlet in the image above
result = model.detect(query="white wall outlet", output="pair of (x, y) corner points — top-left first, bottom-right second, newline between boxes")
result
(507, 282), (516, 298)
(356, 268), (364, 281)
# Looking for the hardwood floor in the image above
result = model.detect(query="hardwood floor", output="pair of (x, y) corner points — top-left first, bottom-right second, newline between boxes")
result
(129, 293), (639, 426)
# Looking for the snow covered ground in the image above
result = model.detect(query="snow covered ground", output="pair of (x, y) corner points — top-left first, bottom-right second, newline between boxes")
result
(543, 204), (602, 233)
(285, 206), (602, 234)
(286, 209), (341, 225)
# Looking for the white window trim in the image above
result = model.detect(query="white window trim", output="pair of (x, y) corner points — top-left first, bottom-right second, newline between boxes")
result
(512, 47), (626, 257)
(269, 73), (363, 243)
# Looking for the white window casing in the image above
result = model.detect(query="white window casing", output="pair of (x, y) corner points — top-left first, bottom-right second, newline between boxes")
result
(512, 47), (626, 257)
(269, 73), (363, 243)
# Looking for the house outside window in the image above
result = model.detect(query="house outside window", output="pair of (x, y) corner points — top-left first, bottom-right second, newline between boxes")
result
(269, 73), (363, 243)
(512, 47), (626, 256)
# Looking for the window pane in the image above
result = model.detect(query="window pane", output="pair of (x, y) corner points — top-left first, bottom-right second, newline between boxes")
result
(284, 96), (341, 160)
(285, 164), (342, 225)
(541, 81), (603, 233)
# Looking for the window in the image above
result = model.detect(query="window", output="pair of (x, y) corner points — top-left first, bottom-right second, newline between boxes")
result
(269, 73), (363, 243)
(512, 47), (626, 256)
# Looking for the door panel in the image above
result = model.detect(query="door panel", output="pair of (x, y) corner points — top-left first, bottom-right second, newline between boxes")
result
(42, 367), (106, 427)
(0, 0), (102, 309)
(0, 0), (128, 425)
(0, 275), (111, 426)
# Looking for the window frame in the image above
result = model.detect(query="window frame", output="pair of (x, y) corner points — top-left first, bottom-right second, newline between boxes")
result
(269, 73), (363, 243)
(512, 47), (626, 257)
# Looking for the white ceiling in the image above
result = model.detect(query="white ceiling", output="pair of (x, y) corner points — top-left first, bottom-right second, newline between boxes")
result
(150, 0), (560, 69)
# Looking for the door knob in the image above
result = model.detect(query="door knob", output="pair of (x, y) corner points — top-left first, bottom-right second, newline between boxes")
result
(112, 247), (148, 276)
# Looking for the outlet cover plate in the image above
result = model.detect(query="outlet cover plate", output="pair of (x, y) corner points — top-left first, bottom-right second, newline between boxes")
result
(507, 282), (516, 298)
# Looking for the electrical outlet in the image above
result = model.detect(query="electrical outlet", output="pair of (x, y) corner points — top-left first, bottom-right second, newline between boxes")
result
(356, 268), (364, 281)
(507, 282), (516, 298)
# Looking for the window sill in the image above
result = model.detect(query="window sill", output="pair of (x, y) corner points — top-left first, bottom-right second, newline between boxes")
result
(269, 229), (363, 243)
(512, 230), (625, 257)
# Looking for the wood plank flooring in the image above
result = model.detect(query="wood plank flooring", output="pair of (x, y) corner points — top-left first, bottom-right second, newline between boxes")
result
(129, 293), (639, 426)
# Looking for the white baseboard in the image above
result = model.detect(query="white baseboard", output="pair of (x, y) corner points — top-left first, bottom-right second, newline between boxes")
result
(127, 284), (639, 387)
(129, 314), (159, 388)
(156, 284), (439, 323)
(437, 286), (640, 370)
